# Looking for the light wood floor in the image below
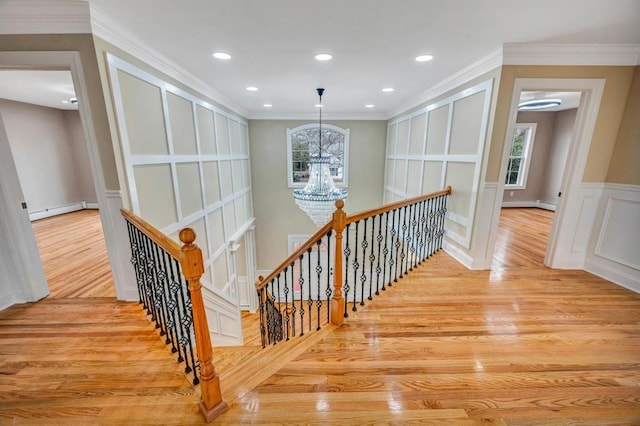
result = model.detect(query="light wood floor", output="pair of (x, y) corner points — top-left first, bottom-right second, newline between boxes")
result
(1, 208), (639, 424)
(32, 210), (115, 299)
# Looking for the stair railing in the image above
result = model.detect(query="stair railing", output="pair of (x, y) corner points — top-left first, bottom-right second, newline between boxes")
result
(121, 209), (227, 422)
(256, 186), (451, 347)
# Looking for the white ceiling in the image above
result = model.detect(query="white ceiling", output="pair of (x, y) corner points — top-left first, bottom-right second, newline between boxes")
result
(0, 70), (77, 110)
(1, 1), (639, 117)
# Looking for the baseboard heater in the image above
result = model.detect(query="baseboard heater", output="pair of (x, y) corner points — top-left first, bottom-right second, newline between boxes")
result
(29, 201), (99, 221)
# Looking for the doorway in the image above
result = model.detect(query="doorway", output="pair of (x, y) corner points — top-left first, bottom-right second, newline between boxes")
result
(493, 90), (582, 269)
(490, 78), (605, 270)
(0, 69), (112, 300)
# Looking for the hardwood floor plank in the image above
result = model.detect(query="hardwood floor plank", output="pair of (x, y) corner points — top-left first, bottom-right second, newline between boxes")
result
(31, 210), (116, 299)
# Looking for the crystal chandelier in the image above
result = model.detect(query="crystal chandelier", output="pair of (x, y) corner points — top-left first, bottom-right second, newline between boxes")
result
(293, 88), (347, 227)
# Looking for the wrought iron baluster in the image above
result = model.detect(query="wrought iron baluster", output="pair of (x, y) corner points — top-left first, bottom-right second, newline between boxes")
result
(177, 265), (198, 384)
(150, 242), (170, 343)
(359, 218), (368, 306)
(258, 286), (266, 348)
(141, 235), (161, 327)
(428, 197), (436, 258)
(294, 259), (304, 336)
(352, 221), (360, 311)
(168, 258), (187, 364)
(417, 199), (427, 264)
(391, 208), (399, 284)
(374, 213), (383, 296)
(276, 270), (282, 341)
(315, 239), (322, 331)
(125, 222), (143, 304)
(399, 205), (407, 279)
(325, 230), (333, 324)
(438, 194), (448, 250)
(306, 248), (313, 332)
(284, 268), (295, 338)
(283, 267), (290, 341)
(158, 248), (178, 354)
(409, 202), (419, 270)
(368, 215), (376, 301)
(382, 211), (390, 291)
(343, 223), (351, 318)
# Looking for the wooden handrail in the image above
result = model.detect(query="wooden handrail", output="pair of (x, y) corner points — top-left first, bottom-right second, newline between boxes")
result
(255, 221), (333, 291)
(121, 209), (227, 422)
(346, 186), (451, 224)
(121, 209), (181, 256)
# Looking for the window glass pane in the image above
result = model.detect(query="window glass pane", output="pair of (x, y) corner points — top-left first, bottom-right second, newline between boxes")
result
(289, 126), (346, 185)
(511, 128), (526, 156)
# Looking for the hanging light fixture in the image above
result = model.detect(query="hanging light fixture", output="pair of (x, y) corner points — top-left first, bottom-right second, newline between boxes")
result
(293, 88), (348, 227)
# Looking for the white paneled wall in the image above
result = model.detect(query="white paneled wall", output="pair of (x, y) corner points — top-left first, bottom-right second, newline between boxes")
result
(107, 55), (253, 345)
(384, 80), (493, 249)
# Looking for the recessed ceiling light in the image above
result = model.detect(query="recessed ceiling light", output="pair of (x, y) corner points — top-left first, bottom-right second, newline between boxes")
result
(315, 53), (332, 61)
(315, 104), (323, 108)
(246, 86), (258, 91)
(263, 104), (273, 108)
(365, 104), (375, 108)
(382, 87), (394, 92)
(518, 99), (562, 110)
(415, 54), (434, 62)
(212, 52), (231, 60)
(61, 100), (69, 104)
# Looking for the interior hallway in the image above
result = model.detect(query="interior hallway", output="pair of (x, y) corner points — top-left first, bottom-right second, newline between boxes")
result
(1, 208), (639, 424)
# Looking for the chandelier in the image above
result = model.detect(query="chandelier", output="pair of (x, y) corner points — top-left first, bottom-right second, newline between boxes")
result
(293, 88), (348, 227)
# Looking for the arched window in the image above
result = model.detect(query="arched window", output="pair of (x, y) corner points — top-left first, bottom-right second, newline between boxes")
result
(286, 123), (350, 188)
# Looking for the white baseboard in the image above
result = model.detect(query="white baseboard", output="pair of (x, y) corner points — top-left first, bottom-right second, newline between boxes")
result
(29, 201), (99, 221)
(585, 257), (640, 294)
(502, 200), (556, 211)
(0, 289), (26, 311)
(442, 240), (491, 270)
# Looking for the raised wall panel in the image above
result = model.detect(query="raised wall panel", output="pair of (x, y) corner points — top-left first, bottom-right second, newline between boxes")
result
(229, 120), (241, 155)
(409, 114), (426, 155)
(224, 201), (237, 236)
(213, 252), (229, 291)
(241, 159), (251, 190)
(394, 159), (407, 193)
(118, 70), (168, 155)
(240, 123), (249, 156)
(133, 164), (177, 228)
(449, 91), (485, 155)
(596, 198), (640, 269)
(201, 161), (220, 206)
(220, 160), (233, 198)
(167, 92), (197, 155)
(215, 114), (230, 155)
(422, 161), (443, 194)
(176, 162), (203, 218)
(406, 160), (422, 196)
(232, 160), (243, 192)
(387, 123), (398, 156)
(445, 161), (475, 218)
(196, 105), (216, 155)
(396, 120), (410, 155)
(426, 105), (449, 155)
(188, 217), (209, 260)
(206, 208), (225, 253)
(385, 159), (395, 187)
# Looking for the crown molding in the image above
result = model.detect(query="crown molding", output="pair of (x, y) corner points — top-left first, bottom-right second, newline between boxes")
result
(89, 4), (249, 119)
(0, 0), (91, 34)
(246, 111), (389, 121)
(386, 48), (503, 119)
(503, 43), (640, 66)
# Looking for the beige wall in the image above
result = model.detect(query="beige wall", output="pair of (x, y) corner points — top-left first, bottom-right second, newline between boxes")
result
(0, 34), (119, 190)
(607, 65), (640, 185)
(249, 119), (387, 270)
(489, 65), (635, 183)
(541, 108), (576, 203)
(0, 99), (95, 212)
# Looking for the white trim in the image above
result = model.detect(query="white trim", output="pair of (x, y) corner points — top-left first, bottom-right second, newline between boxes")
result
(0, 0), (91, 34)
(493, 78), (606, 270)
(0, 289), (26, 311)
(585, 258), (640, 294)
(28, 202), (99, 221)
(388, 48), (503, 119)
(90, 4), (248, 118)
(503, 43), (640, 66)
(0, 51), (130, 301)
(502, 201), (556, 211)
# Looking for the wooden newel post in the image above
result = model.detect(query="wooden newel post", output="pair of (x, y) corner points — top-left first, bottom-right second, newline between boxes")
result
(179, 228), (228, 422)
(330, 200), (347, 325)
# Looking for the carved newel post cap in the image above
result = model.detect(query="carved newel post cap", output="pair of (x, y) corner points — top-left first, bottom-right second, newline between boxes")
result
(179, 228), (196, 245)
(335, 199), (344, 209)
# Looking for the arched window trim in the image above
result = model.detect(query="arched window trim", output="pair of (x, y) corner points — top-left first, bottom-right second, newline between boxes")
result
(286, 123), (350, 188)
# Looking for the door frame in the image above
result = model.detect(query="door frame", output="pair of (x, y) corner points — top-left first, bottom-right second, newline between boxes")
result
(0, 50), (136, 302)
(496, 78), (605, 268)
